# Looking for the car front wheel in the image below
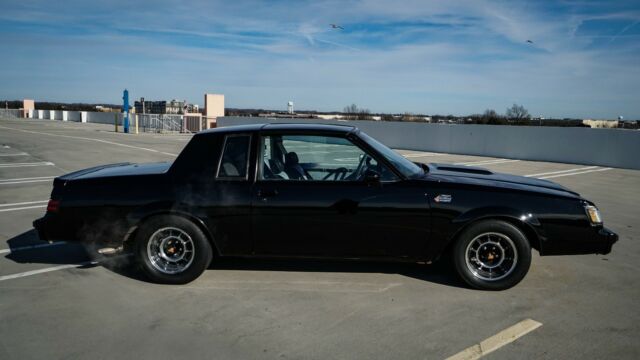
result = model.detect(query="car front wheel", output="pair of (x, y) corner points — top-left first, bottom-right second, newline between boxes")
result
(453, 220), (531, 290)
(135, 215), (212, 284)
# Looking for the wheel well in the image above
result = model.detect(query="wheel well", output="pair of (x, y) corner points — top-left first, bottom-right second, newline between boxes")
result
(124, 212), (220, 256)
(442, 216), (541, 257)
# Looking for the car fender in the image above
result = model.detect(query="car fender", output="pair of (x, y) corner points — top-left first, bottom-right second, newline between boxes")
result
(447, 206), (545, 251)
(124, 202), (220, 254)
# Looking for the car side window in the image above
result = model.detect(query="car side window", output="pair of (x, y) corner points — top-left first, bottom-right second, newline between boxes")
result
(259, 134), (398, 182)
(217, 134), (251, 179)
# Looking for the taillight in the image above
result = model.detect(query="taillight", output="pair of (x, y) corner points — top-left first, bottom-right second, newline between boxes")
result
(47, 199), (60, 213)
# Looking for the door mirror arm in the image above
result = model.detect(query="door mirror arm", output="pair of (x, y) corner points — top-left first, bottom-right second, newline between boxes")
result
(363, 169), (381, 186)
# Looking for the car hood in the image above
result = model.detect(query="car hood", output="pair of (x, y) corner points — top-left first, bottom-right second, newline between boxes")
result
(423, 163), (581, 199)
(57, 162), (172, 182)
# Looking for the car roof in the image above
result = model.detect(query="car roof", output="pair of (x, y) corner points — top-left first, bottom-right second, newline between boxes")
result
(198, 122), (357, 135)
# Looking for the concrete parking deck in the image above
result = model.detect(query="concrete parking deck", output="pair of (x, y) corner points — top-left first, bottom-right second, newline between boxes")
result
(0, 118), (638, 359)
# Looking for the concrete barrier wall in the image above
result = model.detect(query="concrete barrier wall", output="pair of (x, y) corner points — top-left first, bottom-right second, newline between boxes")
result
(218, 117), (640, 170)
(21, 109), (125, 125)
(86, 112), (124, 125)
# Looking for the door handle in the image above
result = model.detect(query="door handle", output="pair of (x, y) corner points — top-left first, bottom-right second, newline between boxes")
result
(257, 189), (278, 199)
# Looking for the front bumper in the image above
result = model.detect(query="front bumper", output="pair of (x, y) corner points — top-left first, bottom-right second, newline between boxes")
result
(597, 227), (618, 255)
(539, 225), (619, 256)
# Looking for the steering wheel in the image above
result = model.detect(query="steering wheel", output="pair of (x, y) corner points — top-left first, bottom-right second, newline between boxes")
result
(322, 167), (349, 181)
(351, 154), (372, 181)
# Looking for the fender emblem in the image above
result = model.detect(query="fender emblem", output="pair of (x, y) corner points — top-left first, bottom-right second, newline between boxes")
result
(434, 194), (452, 203)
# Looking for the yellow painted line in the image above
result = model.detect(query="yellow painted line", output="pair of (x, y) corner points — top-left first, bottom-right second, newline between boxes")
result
(445, 319), (542, 360)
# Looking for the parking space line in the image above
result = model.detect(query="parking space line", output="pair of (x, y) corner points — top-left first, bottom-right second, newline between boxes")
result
(402, 153), (440, 158)
(0, 200), (49, 207)
(455, 159), (520, 166)
(0, 254), (130, 282)
(0, 242), (67, 255)
(525, 166), (598, 177)
(0, 161), (54, 168)
(0, 152), (28, 156)
(0, 124), (178, 157)
(445, 319), (542, 360)
(0, 176), (56, 182)
(0, 177), (55, 185)
(0, 205), (47, 212)
(540, 167), (612, 179)
(0, 261), (97, 282)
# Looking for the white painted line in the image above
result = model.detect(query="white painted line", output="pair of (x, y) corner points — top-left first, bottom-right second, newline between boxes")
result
(0, 200), (48, 207)
(0, 242), (67, 255)
(0, 161), (54, 168)
(0, 205), (47, 213)
(455, 159), (520, 166)
(402, 153), (440, 158)
(0, 152), (28, 156)
(0, 176), (56, 182)
(0, 179), (54, 185)
(0, 125), (178, 157)
(525, 166), (598, 177)
(446, 319), (542, 360)
(0, 261), (97, 282)
(0, 254), (130, 282)
(539, 167), (612, 179)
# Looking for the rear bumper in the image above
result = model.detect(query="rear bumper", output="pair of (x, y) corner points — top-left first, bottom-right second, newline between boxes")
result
(33, 212), (131, 247)
(33, 215), (77, 243)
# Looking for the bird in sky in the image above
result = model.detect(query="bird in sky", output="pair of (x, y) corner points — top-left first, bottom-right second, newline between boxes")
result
(526, 40), (534, 44)
(330, 24), (344, 30)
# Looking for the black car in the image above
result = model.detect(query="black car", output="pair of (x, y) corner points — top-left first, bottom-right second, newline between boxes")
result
(33, 123), (618, 290)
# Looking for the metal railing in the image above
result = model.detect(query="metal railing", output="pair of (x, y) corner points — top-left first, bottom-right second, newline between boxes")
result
(183, 113), (204, 133)
(137, 114), (184, 133)
(0, 109), (22, 118)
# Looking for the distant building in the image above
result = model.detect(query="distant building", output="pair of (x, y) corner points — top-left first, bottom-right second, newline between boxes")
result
(134, 99), (195, 114)
(582, 119), (619, 128)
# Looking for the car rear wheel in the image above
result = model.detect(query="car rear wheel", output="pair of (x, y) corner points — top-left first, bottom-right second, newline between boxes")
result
(453, 220), (531, 290)
(135, 215), (212, 284)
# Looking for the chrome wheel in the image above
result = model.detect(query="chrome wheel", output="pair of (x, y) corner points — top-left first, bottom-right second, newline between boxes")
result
(465, 232), (518, 281)
(146, 227), (195, 274)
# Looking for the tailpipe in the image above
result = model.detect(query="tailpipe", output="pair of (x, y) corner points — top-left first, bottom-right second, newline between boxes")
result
(97, 246), (123, 256)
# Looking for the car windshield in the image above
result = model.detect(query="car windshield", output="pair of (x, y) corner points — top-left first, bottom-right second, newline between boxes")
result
(357, 131), (424, 179)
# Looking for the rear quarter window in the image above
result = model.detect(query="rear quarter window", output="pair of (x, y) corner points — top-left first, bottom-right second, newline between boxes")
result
(216, 134), (251, 180)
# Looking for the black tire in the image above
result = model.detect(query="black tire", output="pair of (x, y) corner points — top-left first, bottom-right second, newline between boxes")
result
(453, 220), (531, 290)
(135, 215), (213, 284)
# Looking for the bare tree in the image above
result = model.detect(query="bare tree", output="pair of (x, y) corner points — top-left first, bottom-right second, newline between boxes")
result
(401, 112), (423, 122)
(506, 104), (530, 121)
(343, 104), (371, 120)
(480, 109), (506, 124)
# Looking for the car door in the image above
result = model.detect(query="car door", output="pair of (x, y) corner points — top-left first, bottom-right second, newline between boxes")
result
(175, 132), (255, 256)
(251, 132), (430, 259)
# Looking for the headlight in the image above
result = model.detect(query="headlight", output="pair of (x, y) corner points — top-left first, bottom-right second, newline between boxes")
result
(584, 205), (602, 225)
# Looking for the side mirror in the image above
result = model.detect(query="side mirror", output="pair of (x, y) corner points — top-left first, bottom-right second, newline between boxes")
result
(363, 169), (381, 186)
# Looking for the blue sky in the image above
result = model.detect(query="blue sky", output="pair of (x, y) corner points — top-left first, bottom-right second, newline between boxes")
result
(0, 0), (639, 118)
